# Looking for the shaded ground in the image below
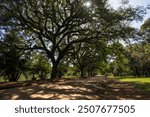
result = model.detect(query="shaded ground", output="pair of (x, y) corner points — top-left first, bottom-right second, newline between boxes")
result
(0, 77), (150, 100)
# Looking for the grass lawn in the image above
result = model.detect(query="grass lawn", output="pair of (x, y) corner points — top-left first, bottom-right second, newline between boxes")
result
(115, 77), (150, 91)
(0, 75), (30, 82)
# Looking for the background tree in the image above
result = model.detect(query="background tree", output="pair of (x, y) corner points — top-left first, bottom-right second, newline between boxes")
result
(0, 31), (27, 81)
(126, 43), (150, 77)
(28, 53), (51, 80)
(107, 43), (129, 76)
(68, 39), (107, 77)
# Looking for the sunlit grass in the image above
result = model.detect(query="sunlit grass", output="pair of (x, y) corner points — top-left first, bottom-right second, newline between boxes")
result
(0, 74), (31, 82)
(115, 77), (150, 91)
(63, 75), (79, 79)
(0, 77), (4, 82)
(116, 77), (150, 83)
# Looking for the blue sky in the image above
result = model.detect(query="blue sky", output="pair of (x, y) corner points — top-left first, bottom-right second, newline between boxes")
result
(109, 0), (150, 28)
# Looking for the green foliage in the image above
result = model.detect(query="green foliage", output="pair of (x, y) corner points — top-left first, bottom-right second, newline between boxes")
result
(68, 40), (107, 77)
(100, 40), (150, 77)
(140, 18), (150, 43)
(126, 43), (150, 77)
(28, 53), (51, 80)
(0, 31), (27, 82)
(65, 66), (78, 77)
(141, 18), (150, 31)
(108, 43), (129, 76)
(57, 61), (69, 78)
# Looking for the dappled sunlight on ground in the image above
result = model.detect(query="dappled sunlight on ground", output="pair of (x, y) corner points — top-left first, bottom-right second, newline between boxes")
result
(0, 77), (150, 100)
(11, 95), (20, 100)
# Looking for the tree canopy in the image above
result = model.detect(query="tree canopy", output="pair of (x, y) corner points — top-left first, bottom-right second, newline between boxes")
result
(0, 0), (147, 79)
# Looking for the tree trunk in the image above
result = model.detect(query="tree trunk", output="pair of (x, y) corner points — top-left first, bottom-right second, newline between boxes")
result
(88, 70), (90, 77)
(80, 67), (84, 78)
(51, 62), (59, 79)
(9, 72), (21, 82)
(49, 51), (65, 79)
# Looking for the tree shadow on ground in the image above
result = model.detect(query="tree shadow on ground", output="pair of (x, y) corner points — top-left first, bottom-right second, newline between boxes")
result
(104, 80), (150, 99)
(0, 77), (150, 100)
(131, 82), (150, 91)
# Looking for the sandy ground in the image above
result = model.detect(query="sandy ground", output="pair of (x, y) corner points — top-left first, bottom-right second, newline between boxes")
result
(0, 77), (150, 100)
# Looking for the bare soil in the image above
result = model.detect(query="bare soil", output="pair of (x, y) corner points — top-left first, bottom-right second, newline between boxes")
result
(0, 76), (150, 100)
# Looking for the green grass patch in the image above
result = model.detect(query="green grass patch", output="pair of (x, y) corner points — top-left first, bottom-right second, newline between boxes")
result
(0, 74), (32, 82)
(115, 77), (150, 91)
(63, 75), (79, 79)
(0, 77), (4, 82)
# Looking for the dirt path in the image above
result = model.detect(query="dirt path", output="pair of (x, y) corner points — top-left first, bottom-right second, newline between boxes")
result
(0, 77), (150, 100)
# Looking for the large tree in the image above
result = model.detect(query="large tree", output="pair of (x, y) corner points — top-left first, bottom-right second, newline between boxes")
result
(0, 0), (146, 78)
